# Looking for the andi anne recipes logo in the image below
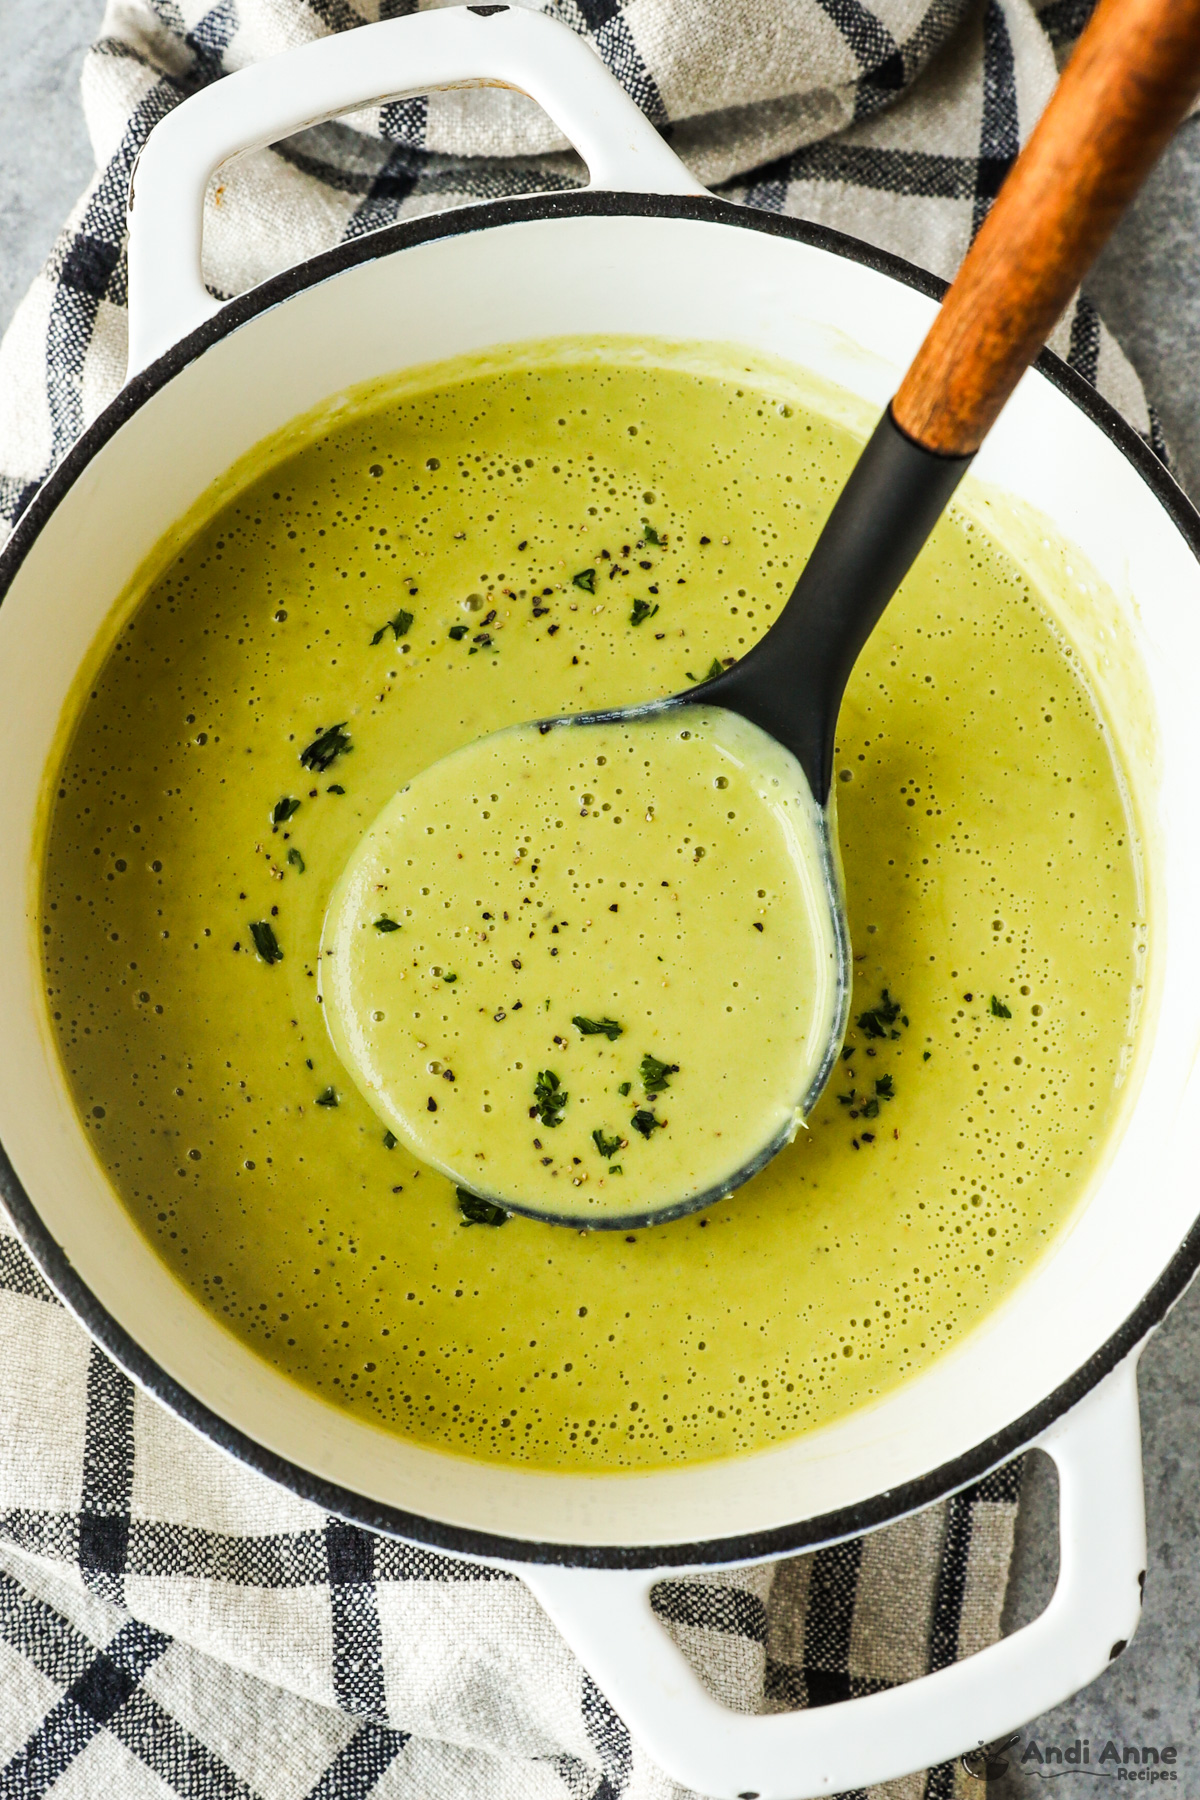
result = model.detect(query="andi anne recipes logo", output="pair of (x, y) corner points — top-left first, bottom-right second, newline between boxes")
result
(961, 1734), (1183, 1782)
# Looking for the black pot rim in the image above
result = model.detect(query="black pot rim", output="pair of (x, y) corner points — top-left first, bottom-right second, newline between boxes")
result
(3, 187), (1198, 1572)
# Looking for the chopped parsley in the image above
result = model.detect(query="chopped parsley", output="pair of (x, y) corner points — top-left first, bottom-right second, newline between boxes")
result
(272, 796), (301, 825)
(705, 658), (723, 680)
(990, 995), (1012, 1018)
(837, 1074), (896, 1121)
(592, 1128), (624, 1159)
(573, 1015), (624, 1041)
(373, 916), (401, 933)
(248, 920), (283, 965)
(642, 523), (663, 547)
(457, 1188), (509, 1227)
(370, 608), (414, 646)
(630, 599), (659, 627)
(286, 847), (305, 873)
(640, 1052), (679, 1094)
(443, 972), (458, 983)
(315, 1086), (338, 1107)
(532, 1069), (567, 1127)
(383, 1130), (397, 1149)
(630, 1109), (664, 1138)
(327, 784), (345, 795)
(299, 723), (351, 772)
(448, 624), (469, 640)
(618, 1081), (632, 1096)
(855, 989), (903, 1040)
(572, 568), (596, 594)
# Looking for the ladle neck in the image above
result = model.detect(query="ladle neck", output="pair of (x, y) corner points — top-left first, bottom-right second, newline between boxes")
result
(699, 407), (971, 805)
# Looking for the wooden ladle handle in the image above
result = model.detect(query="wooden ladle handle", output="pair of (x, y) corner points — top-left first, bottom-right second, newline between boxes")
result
(893, 0), (1200, 457)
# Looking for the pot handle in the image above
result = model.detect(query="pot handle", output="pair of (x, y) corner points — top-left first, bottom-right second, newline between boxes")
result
(523, 1358), (1147, 1800)
(125, 4), (704, 377)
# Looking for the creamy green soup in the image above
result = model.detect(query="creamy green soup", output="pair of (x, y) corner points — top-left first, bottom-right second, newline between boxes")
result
(321, 707), (839, 1222)
(41, 340), (1144, 1471)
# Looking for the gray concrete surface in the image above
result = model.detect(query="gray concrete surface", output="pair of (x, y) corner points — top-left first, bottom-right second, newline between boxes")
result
(1086, 114), (1200, 504)
(0, 0), (101, 333)
(2, 5), (1200, 1791)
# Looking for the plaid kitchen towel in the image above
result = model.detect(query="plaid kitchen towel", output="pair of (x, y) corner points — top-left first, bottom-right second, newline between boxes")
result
(0, 0), (1159, 1795)
(0, 1207), (1025, 1800)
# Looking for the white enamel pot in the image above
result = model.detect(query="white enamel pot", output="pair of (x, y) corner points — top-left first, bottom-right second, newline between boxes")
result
(2, 9), (1199, 1796)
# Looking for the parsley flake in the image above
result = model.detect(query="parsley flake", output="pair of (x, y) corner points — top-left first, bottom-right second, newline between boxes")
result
(705, 658), (723, 680)
(370, 608), (414, 646)
(855, 990), (903, 1039)
(840, 1075), (895, 1124)
(642, 523), (663, 547)
(315, 1086), (339, 1107)
(640, 1052), (679, 1094)
(630, 599), (659, 627)
(272, 796), (301, 825)
(533, 1069), (567, 1128)
(572, 568), (596, 594)
(286, 847), (305, 873)
(990, 995), (1012, 1018)
(592, 1128), (624, 1159)
(573, 1015), (624, 1041)
(300, 723), (351, 772)
(248, 921), (283, 965)
(630, 1109), (664, 1138)
(448, 624), (469, 640)
(457, 1188), (509, 1227)
(374, 916), (401, 933)
(383, 1131), (397, 1149)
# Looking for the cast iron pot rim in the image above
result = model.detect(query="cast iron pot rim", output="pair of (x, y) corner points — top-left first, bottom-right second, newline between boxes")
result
(1, 188), (1197, 1571)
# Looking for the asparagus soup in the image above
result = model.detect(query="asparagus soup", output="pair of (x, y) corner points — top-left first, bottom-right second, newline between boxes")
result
(41, 341), (1145, 1472)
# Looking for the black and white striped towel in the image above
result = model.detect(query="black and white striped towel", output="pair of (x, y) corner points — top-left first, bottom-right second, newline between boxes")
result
(0, 1), (1157, 1794)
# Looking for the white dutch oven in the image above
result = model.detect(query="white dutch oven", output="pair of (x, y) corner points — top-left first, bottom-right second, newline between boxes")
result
(1, 10), (1199, 1796)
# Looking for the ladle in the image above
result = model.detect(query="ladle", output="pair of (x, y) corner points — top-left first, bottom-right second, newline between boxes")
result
(323, 0), (1200, 1228)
